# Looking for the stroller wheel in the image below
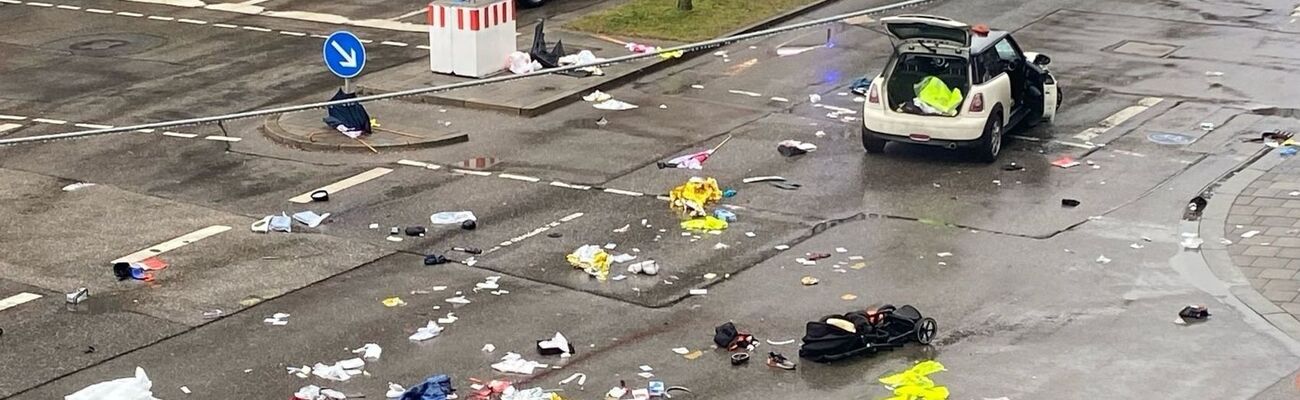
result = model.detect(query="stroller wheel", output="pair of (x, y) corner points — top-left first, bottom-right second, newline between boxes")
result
(916, 318), (937, 344)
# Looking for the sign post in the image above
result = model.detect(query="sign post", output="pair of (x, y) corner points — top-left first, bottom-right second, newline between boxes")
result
(323, 31), (367, 92)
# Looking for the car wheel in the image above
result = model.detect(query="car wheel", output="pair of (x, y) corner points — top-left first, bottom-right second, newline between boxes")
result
(517, 0), (545, 8)
(974, 112), (1003, 163)
(915, 318), (937, 345)
(862, 126), (887, 153)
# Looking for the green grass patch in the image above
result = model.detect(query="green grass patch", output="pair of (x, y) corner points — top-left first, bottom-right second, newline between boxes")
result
(566, 0), (819, 43)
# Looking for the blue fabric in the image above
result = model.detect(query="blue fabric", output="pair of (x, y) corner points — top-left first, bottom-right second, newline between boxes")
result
(400, 374), (453, 400)
(323, 89), (372, 133)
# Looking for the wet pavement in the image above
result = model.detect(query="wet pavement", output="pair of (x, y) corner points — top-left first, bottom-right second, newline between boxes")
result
(3, 0), (1300, 398)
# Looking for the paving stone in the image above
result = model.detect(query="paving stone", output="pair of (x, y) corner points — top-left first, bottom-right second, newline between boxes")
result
(1244, 245), (1281, 257)
(1229, 245), (1247, 255)
(1258, 216), (1299, 227)
(1253, 268), (1294, 277)
(1278, 248), (1300, 258)
(1265, 227), (1299, 237)
(1231, 255), (1257, 266)
(1256, 207), (1291, 217)
(1281, 302), (1300, 315)
(1253, 198), (1286, 207)
(1235, 205), (1261, 215)
(1273, 237), (1300, 247)
(1253, 257), (1290, 269)
(1268, 182), (1300, 191)
(1249, 278), (1270, 288)
(1263, 278), (1300, 291)
(1287, 209), (1300, 218)
(1288, 259), (1300, 270)
(1263, 289), (1299, 303)
(1227, 214), (1258, 225)
(1236, 195), (1258, 205)
(1238, 266), (1264, 278)
(1285, 200), (1300, 208)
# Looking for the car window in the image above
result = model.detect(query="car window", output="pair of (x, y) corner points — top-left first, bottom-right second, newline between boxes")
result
(994, 39), (1020, 63)
(974, 51), (1002, 83)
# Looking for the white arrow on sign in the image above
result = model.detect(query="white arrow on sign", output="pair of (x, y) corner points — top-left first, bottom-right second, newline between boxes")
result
(331, 40), (358, 68)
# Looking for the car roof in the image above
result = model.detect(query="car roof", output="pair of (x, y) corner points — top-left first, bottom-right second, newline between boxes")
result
(969, 30), (1009, 54)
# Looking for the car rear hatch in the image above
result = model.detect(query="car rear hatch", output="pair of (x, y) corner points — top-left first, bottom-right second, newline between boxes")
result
(880, 15), (970, 48)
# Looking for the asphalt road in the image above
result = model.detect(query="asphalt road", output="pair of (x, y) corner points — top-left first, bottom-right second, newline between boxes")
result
(2, 0), (1300, 399)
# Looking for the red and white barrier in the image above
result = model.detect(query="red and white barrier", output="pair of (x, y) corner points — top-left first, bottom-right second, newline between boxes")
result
(428, 0), (516, 77)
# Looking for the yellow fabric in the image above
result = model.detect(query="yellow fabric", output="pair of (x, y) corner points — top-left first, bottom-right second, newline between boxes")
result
(669, 177), (722, 217)
(878, 361), (948, 400)
(914, 76), (963, 116)
(681, 216), (728, 231)
(659, 49), (684, 59)
(566, 245), (610, 281)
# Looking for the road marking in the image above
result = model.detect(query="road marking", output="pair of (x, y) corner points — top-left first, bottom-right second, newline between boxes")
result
(111, 225), (232, 264)
(55, 4), (78, 9)
(116, 11), (143, 16)
(162, 131), (198, 138)
(213, 23), (238, 28)
(359, 39), (374, 44)
(451, 168), (493, 176)
(1073, 97), (1163, 142)
(388, 6), (428, 21)
(289, 167), (392, 203)
(32, 118), (66, 124)
(550, 181), (591, 190)
(147, 15), (174, 20)
(484, 212), (585, 255)
(136, 129), (155, 133)
(498, 173), (540, 183)
(204, 135), (241, 142)
(241, 26), (271, 32)
(178, 18), (207, 24)
(416, 45), (430, 50)
(85, 8), (113, 13)
(74, 123), (113, 129)
(397, 159), (430, 168)
(380, 41), (408, 47)
(0, 292), (42, 312)
(0, 0), (23, 4)
(278, 31), (306, 36)
(603, 188), (644, 197)
(0, 115), (26, 120)
(25, 2), (54, 7)
(1008, 134), (1095, 150)
(0, 123), (23, 133)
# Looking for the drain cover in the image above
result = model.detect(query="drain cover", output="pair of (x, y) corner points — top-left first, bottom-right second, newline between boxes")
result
(1109, 40), (1181, 58)
(1148, 132), (1196, 145)
(46, 33), (166, 57)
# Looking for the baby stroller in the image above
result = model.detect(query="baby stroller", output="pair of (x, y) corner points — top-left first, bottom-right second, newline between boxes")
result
(798, 304), (937, 363)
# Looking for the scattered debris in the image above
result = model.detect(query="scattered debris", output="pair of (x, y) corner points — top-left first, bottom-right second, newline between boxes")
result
(1051, 156), (1080, 169)
(1061, 199), (1081, 208)
(801, 276), (820, 286)
(767, 352), (796, 370)
(582, 90), (612, 102)
(658, 136), (732, 170)
(1176, 304), (1210, 325)
(809, 94), (821, 103)
(431, 211), (477, 225)
(730, 352), (751, 365)
(690, 289), (708, 295)
(728, 89), (763, 97)
(352, 343), (382, 360)
(777, 140), (818, 156)
(567, 245), (611, 280)
(1242, 230), (1260, 238)
(627, 260), (659, 275)
(840, 294), (858, 301)
(878, 361), (948, 399)
(670, 177), (723, 217)
(1181, 234), (1204, 250)
(396, 374), (453, 400)
(409, 321), (444, 341)
(382, 297), (407, 307)
(65, 287), (89, 304)
(492, 352), (548, 374)
(62, 182), (96, 191)
(1096, 255), (1111, 264)
(593, 99), (639, 111)
(536, 332), (573, 357)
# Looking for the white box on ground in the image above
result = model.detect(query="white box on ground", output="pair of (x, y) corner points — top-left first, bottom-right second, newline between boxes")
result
(428, 0), (516, 77)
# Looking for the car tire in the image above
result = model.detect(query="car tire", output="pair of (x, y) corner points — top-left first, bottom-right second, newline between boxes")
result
(517, 0), (545, 8)
(974, 112), (1003, 163)
(861, 126), (887, 153)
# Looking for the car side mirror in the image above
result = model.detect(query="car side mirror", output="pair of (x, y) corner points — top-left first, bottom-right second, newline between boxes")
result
(1033, 54), (1051, 66)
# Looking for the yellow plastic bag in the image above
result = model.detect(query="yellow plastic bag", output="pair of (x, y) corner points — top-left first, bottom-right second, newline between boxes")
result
(669, 177), (722, 217)
(914, 76), (963, 116)
(566, 245), (610, 281)
(681, 216), (729, 231)
(878, 361), (948, 400)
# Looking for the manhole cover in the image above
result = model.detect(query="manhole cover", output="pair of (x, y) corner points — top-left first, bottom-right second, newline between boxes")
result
(46, 33), (167, 57)
(1109, 40), (1181, 58)
(1148, 132), (1196, 145)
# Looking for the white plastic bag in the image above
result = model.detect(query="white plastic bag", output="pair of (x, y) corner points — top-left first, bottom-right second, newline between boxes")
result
(66, 367), (159, 400)
(507, 51), (541, 74)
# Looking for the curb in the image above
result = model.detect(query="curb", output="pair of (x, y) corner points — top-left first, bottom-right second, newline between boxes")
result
(261, 115), (469, 152)
(365, 0), (848, 117)
(1197, 149), (1300, 341)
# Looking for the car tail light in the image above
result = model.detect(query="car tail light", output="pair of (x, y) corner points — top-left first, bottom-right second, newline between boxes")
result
(868, 83), (880, 104)
(969, 93), (984, 112)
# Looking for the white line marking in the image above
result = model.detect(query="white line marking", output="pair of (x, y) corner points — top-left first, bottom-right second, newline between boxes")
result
(205, 135), (241, 142)
(213, 23), (238, 28)
(0, 0), (24, 4)
(116, 11), (144, 17)
(603, 188), (644, 197)
(1007, 134), (1040, 142)
(1111, 149), (1146, 157)
(25, 2), (54, 7)
(485, 212), (585, 255)
(359, 39), (374, 44)
(380, 41), (409, 47)
(289, 167), (392, 203)
(74, 123), (113, 129)
(136, 129), (156, 133)
(309, 34), (329, 38)
(451, 169), (493, 176)
(425, 164), (442, 170)
(0, 123), (23, 133)
(32, 118), (66, 124)
(1073, 97), (1163, 141)
(0, 115), (27, 120)
(278, 31), (306, 36)
(56, 4), (80, 10)
(560, 212), (584, 222)
(241, 26), (271, 32)
(388, 6), (429, 21)
(1053, 140), (1096, 150)
(85, 8), (113, 13)
(162, 131), (198, 138)
(111, 225), (232, 264)
(397, 159), (430, 168)
(0, 292), (42, 312)
(498, 173), (540, 182)
(147, 15), (175, 20)
(550, 181), (591, 190)
(178, 18), (208, 24)
(416, 45), (430, 50)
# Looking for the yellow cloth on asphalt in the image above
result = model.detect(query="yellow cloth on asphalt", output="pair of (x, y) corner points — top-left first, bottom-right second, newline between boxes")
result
(681, 216), (728, 231)
(566, 245), (610, 281)
(878, 360), (948, 400)
(914, 76), (963, 116)
(669, 177), (722, 217)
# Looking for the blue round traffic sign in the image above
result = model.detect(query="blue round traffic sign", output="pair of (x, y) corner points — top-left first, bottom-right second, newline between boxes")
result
(323, 31), (366, 79)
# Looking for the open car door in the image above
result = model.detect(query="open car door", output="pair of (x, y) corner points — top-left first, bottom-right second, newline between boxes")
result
(880, 15), (970, 47)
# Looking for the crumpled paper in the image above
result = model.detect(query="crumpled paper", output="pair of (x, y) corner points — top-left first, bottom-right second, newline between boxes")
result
(566, 245), (610, 280)
(409, 321), (444, 342)
(669, 177), (722, 217)
(491, 352), (547, 375)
